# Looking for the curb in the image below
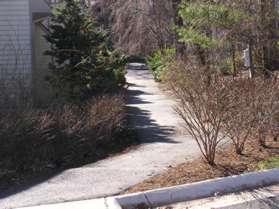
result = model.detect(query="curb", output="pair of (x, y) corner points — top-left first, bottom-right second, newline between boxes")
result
(115, 168), (279, 208)
(106, 197), (122, 209)
(15, 169), (279, 209)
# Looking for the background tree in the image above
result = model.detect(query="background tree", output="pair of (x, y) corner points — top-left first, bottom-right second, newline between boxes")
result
(178, 1), (250, 75)
(177, 0), (279, 77)
(91, 0), (177, 55)
(45, 0), (126, 102)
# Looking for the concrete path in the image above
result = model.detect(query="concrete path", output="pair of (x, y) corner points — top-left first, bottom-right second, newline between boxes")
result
(0, 67), (199, 209)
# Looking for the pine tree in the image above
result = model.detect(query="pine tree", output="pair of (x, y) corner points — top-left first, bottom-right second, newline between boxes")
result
(177, 1), (248, 62)
(177, 0), (279, 77)
(45, 0), (126, 101)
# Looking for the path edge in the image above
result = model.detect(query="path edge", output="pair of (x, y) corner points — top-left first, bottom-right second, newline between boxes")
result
(115, 168), (279, 208)
(15, 169), (279, 209)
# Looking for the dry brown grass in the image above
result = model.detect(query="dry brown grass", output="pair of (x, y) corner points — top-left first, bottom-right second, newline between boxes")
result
(124, 138), (279, 194)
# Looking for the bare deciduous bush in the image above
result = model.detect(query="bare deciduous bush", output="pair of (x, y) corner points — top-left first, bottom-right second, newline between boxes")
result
(225, 77), (279, 150)
(252, 78), (279, 146)
(0, 95), (126, 172)
(167, 61), (229, 165)
(222, 79), (257, 154)
(87, 96), (126, 141)
(166, 60), (279, 164)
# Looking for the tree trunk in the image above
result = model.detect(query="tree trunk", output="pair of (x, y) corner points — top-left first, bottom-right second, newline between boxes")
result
(258, 129), (267, 147)
(248, 41), (255, 78)
(232, 43), (237, 76)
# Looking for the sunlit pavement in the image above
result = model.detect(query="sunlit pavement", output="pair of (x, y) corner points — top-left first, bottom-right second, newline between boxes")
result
(165, 184), (279, 209)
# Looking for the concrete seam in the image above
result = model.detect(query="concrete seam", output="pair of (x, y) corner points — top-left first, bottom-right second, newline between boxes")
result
(104, 197), (109, 209)
(143, 193), (153, 208)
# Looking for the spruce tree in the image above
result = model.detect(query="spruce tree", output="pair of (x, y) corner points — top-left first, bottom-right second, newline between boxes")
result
(45, 0), (126, 101)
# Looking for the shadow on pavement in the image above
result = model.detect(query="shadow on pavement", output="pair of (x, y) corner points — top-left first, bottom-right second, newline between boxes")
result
(127, 84), (179, 144)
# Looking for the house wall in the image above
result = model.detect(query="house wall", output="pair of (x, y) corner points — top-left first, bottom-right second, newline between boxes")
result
(0, 0), (32, 106)
(32, 22), (52, 105)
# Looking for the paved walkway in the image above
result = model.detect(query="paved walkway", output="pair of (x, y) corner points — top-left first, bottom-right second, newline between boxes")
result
(0, 67), (199, 209)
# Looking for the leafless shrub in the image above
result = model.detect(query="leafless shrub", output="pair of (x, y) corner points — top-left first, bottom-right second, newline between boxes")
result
(252, 78), (279, 146)
(87, 95), (126, 141)
(222, 79), (257, 154)
(0, 95), (126, 171)
(223, 77), (279, 152)
(167, 61), (229, 165)
(167, 60), (279, 161)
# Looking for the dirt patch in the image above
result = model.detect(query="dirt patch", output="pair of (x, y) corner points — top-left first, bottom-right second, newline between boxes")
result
(123, 138), (279, 194)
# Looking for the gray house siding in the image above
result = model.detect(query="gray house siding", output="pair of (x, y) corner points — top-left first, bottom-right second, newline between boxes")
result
(0, 0), (32, 105)
(0, 0), (52, 107)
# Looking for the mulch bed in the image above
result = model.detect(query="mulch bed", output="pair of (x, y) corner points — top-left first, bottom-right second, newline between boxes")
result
(123, 138), (279, 194)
